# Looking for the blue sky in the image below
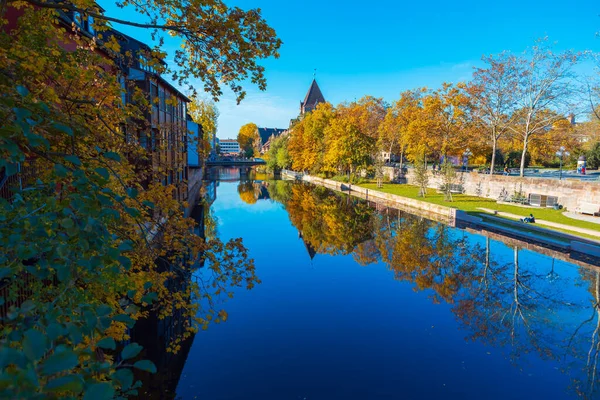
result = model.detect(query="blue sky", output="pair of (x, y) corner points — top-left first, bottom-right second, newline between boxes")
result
(99, 0), (600, 138)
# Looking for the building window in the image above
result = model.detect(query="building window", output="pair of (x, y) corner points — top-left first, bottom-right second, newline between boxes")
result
(140, 132), (148, 150)
(150, 82), (158, 101)
(138, 54), (156, 74)
(158, 87), (165, 112)
(87, 16), (95, 35)
(83, 15), (95, 35)
(119, 76), (127, 106)
(151, 129), (159, 151)
(72, 11), (83, 27)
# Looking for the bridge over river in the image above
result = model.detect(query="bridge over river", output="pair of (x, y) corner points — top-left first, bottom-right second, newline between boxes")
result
(205, 159), (266, 167)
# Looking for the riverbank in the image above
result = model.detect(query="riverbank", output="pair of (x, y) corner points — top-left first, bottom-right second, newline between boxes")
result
(283, 171), (600, 259)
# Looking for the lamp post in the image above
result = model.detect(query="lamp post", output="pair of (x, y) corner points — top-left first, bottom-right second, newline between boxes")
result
(546, 258), (559, 283)
(462, 148), (472, 172)
(555, 146), (569, 180)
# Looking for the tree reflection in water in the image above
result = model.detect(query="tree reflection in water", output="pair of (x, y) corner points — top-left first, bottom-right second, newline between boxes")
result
(267, 180), (600, 399)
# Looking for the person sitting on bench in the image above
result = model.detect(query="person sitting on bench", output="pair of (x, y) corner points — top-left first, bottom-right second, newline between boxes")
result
(520, 213), (535, 223)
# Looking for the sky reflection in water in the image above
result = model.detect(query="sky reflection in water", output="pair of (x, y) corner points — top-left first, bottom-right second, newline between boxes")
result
(177, 179), (600, 400)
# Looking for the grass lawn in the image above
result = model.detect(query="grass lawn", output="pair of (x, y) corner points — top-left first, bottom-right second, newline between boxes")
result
(360, 182), (600, 237)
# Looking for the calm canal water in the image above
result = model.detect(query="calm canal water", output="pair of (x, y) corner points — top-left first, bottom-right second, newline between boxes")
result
(168, 173), (600, 400)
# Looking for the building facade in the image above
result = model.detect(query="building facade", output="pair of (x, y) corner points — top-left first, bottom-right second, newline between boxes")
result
(219, 139), (240, 155)
(112, 32), (191, 202)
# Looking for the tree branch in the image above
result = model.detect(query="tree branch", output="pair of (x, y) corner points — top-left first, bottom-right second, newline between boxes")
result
(18, 0), (190, 34)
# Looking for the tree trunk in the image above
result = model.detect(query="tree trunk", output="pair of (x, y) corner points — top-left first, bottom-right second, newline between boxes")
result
(519, 136), (528, 177)
(490, 131), (497, 176)
(399, 146), (404, 171)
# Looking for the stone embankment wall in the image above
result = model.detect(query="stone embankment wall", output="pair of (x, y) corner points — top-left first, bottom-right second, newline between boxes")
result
(381, 167), (600, 211)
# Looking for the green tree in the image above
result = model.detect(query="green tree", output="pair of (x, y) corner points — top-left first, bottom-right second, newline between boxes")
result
(440, 161), (457, 201)
(413, 154), (429, 197)
(587, 142), (600, 170)
(188, 97), (219, 159)
(266, 134), (290, 171)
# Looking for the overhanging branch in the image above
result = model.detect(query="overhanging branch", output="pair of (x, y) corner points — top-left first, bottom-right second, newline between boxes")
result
(15, 0), (189, 35)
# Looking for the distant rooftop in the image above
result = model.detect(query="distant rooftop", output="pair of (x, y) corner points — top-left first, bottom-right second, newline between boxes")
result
(257, 127), (287, 145)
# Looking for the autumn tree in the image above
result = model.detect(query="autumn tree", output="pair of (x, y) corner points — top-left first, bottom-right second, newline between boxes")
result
(3, 0), (282, 103)
(467, 52), (519, 174)
(237, 122), (258, 157)
(426, 82), (472, 160)
(237, 181), (258, 204)
(286, 102), (334, 173)
(188, 97), (219, 159)
(397, 89), (438, 163)
(339, 96), (387, 141)
(379, 91), (416, 170)
(323, 116), (374, 178)
(528, 117), (581, 165)
(0, 0), (278, 395)
(509, 41), (581, 176)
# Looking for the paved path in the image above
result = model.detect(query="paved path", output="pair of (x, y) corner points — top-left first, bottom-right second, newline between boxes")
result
(477, 208), (600, 239)
(563, 211), (600, 225)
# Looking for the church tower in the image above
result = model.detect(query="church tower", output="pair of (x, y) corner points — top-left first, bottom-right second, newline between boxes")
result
(300, 79), (326, 115)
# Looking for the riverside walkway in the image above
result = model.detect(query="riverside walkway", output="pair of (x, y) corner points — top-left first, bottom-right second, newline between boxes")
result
(477, 208), (600, 239)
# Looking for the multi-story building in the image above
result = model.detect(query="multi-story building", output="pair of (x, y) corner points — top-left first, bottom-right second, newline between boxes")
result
(219, 139), (240, 155)
(3, 6), (197, 205)
(112, 31), (191, 203)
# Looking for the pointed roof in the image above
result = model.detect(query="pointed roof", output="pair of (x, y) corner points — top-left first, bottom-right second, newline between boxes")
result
(301, 79), (325, 114)
(298, 231), (317, 260)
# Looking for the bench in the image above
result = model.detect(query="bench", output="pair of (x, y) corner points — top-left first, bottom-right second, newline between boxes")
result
(529, 193), (559, 208)
(438, 183), (464, 194)
(529, 193), (542, 207)
(575, 202), (600, 216)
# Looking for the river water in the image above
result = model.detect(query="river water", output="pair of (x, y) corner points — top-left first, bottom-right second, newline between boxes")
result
(156, 173), (600, 399)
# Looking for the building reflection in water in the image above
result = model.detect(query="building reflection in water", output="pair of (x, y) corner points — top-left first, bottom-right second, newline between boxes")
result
(131, 180), (219, 399)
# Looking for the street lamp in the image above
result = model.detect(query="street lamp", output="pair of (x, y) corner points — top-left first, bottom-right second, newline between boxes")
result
(462, 148), (473, 172)
(555, 146), (570, 180)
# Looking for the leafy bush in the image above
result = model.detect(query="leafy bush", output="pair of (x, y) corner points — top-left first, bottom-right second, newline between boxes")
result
(485, 149), (505, 168)
(505, 151), (530, 168)
(587, 142), (600, 170)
